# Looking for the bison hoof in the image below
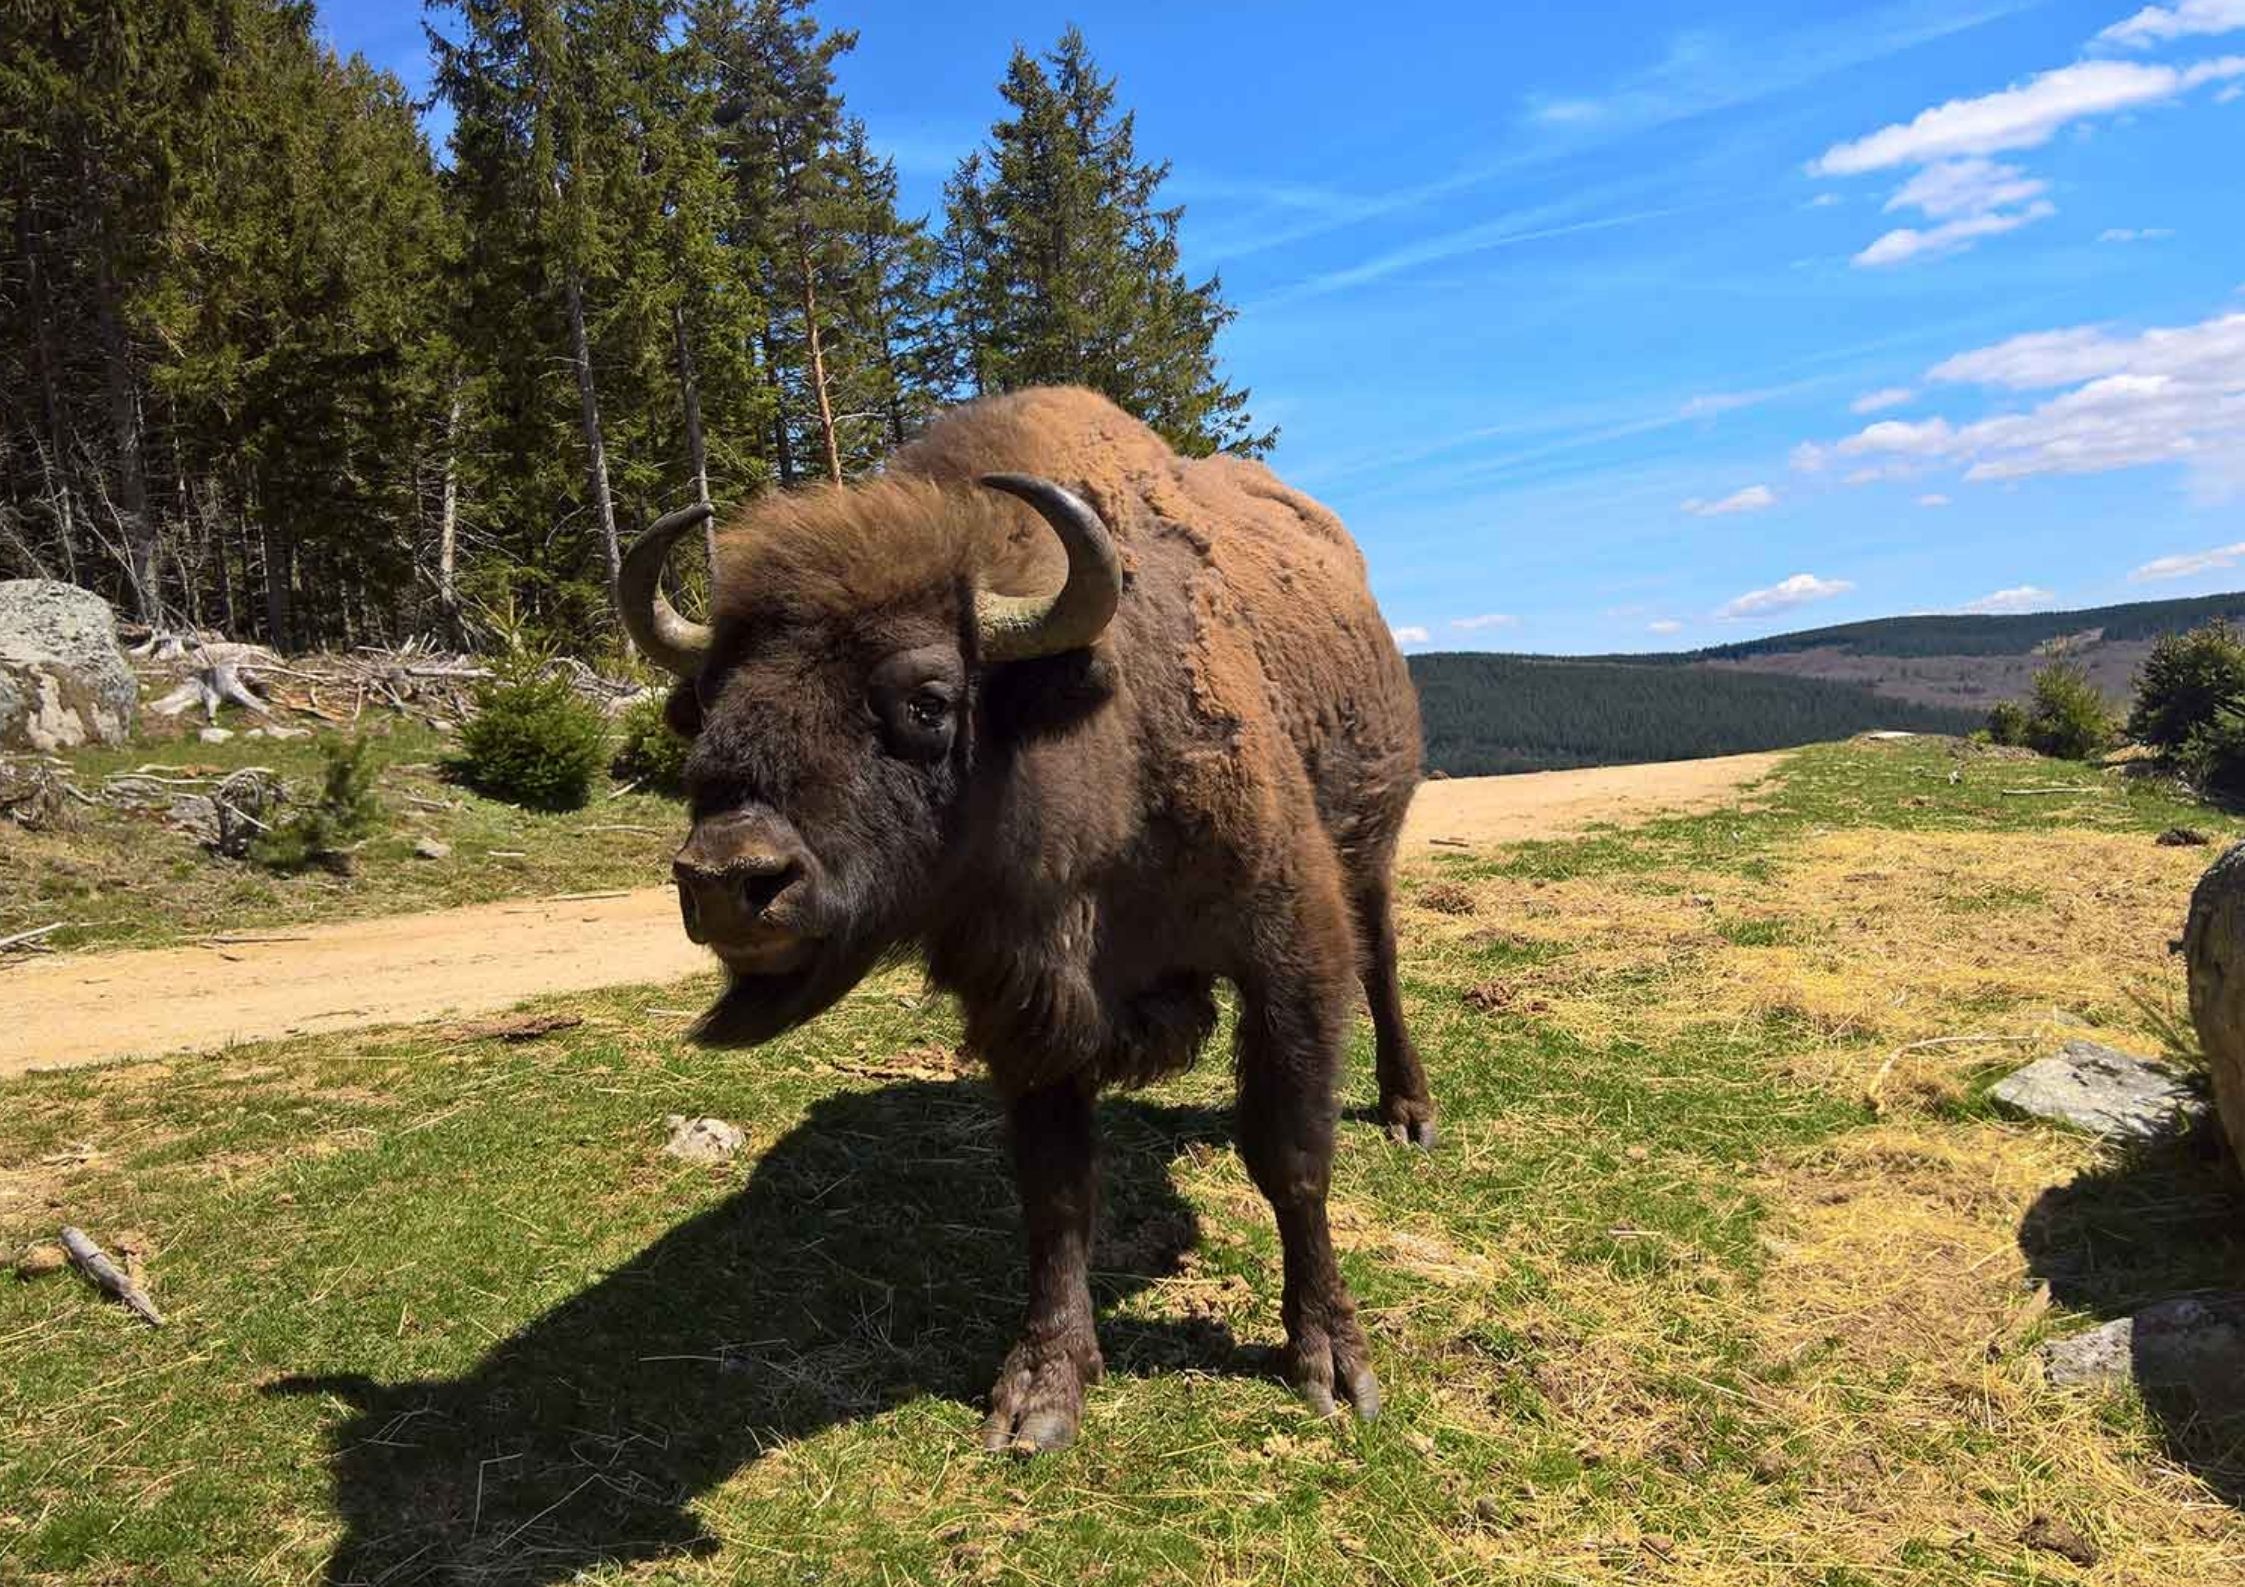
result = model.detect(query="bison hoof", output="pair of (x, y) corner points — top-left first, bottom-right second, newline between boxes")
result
(1380, 1098), (1438, 1151)
(980, 1336), (1101, 1455)
(1285, 1316), (1382, 1422)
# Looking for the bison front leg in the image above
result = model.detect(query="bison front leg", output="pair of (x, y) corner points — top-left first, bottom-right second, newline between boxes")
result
(1237, 946), (1383, 1421)
(982, 1077), (1103, 1454)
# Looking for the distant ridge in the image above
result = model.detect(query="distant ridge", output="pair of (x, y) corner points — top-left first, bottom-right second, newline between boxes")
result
(1406, 589), (2245, 776)
(1640, 589), (2245, 664)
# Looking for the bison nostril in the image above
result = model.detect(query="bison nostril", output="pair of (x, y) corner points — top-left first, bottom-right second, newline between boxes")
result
(736, 859), (799, 918)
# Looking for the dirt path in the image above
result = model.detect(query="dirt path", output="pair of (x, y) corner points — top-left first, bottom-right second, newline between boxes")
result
(3, 751), (1783, 1075)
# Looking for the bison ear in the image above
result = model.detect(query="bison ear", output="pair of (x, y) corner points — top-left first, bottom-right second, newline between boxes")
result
(664, 679), (705, 739)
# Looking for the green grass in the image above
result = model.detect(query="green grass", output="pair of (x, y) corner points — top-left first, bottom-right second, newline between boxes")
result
(3, 738), (2242, 1584)
(0, 721), (681, 952)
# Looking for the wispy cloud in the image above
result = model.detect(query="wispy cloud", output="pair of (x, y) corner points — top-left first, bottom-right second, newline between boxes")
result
(1958, 583), (2058, 612)
(1647, 618), (1686, 635)
(1262, 199), (1706, 306)
(1717, 573), (1854, 620)
(1682, 484), (1778, 517)
(1796, 308), (2245, 498)
(2098, 226), (2177, 243)
(1812, 58), (2245, 174)
(1450, 613), (1520, 631)
(2132, 540), (2245, 581)
(1852, 386), (1918, 413)
(1681, 390), (1774, 418)
(2098, 1), (2245, 50)
(1812, 54), (2245, 265)
(1391, 624), (1432, 646)
(1918, 492), (1953, 507)
(1854, 201), (2054, 266)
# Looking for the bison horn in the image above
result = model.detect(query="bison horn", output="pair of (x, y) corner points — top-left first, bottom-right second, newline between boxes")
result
(619, 501), (717, 677)
(974, 474), (1121, 661)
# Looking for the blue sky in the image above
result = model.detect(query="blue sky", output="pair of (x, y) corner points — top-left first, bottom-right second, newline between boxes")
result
(323, 0), (2245, 654)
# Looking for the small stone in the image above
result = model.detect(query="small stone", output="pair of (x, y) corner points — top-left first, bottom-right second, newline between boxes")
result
(198, 726), (233, 744)
(2019, 1513), (2098, 1567)
(413, 837), (452, 860)
(1625, 1145), (1649, 1162)
(1989, 1040), (2206, 1140)
(2157, 826), (2212, 848)
(14, 1243), (68, 1279)
(1403, 1431), (1435, 1456)
(244, 727), (266, 740)
(264, 723), (310, 741)
(2042, 1293), (2245, 1422)
(662, 1114), (747, 1163)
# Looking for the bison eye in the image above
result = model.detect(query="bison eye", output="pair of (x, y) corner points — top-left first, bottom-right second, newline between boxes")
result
(906, 689), (950, 730)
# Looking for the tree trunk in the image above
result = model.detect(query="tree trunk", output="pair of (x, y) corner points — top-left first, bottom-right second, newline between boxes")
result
(796, 232), (843, 485)
(436, 384), (464, 643)
(260, 515), (293, 649)
(564, 269), (622, 596)
(95, 260), (158, 621)
(673, 299), (719, 567)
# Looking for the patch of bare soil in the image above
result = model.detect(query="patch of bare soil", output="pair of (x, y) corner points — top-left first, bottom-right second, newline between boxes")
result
(3, 752), (1785, 1076)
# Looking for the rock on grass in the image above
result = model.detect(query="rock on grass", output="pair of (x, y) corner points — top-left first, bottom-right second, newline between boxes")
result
(1988, 1041), (2205, 1140)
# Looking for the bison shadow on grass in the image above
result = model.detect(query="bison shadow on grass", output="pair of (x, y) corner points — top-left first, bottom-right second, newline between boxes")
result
(268, 1079), (1254, 1586)
(2018, 1118), (2245, 1506)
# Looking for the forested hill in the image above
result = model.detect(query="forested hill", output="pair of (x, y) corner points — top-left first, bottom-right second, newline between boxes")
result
(1673, 591), (2245, 662)
(1410, 653), (1982, 777)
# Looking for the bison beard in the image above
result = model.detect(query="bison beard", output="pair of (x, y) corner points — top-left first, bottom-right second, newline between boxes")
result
(624, 387), (1434, 1452)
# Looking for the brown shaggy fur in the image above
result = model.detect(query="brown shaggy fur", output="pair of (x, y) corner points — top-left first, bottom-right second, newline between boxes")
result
(671, 387), (1429, 1449)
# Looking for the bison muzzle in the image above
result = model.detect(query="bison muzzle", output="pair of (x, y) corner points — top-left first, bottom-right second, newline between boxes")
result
(621, 388), (1434, 1451)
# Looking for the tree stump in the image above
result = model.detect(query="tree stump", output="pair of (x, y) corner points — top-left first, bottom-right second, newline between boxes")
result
(2182, 842), (2245, 1178)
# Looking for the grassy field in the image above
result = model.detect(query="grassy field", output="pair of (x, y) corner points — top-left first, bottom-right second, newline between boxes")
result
(3, 738), (2242, 1584)
(0, 723), (681, 953)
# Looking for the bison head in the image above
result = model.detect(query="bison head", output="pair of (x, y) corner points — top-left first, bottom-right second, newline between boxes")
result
(619, 475), (1120, 1046)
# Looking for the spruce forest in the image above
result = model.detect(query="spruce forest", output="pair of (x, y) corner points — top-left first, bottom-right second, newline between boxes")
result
(0, 1), (1264, 656)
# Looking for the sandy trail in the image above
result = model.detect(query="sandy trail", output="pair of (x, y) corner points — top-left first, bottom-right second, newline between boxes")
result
(3, 751), (1782, 1075)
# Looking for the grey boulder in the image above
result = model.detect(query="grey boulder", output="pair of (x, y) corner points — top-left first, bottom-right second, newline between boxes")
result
(2043, 1294), (2245, 1423)
(0, 580), (137, 751)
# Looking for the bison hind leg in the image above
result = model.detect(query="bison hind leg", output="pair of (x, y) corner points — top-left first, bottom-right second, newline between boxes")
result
(1353, 877), (1436, 1149)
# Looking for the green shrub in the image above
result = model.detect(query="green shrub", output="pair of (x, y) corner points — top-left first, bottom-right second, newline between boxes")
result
(2022, 661), (2117, 761)
(452, 666), (608, 812)
(2178, 702), (2245, 797)
(1985, 699), (2029, 747)
(252, 735), (384, 873)
(611, 691), (692, 797)
(2128, 620), (2245, 750)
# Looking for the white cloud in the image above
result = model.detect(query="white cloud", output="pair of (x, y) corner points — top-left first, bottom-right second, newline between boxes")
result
(1851, 386), (1917, 414)
(1811, 57), (2245, 174)
(1958, 584), (2058, 613)
(2100, 226), (2176, 242)
(1646, 618), (1685, 635)
(1854, 200), (2054, 266)
(1813, 55), (2243, 265)
(1886, 158), (2047, 219)
(1390, 624), (1432, 646)
(1450, 612), (1520, 631)
(1716, 573), (1854, 621)
(2131, 540), (2245, 581)
(1681, 484), (1778, 517)
(1803, 309), (2245, 497)
(2098, 1), (2245, 49)
(1917, 492), (1953, 507)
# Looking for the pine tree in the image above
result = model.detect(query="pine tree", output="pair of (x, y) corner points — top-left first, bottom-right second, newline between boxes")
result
(940, 27), (1270, 458)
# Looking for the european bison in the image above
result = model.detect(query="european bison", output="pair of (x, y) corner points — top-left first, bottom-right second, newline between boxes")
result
(622, 387), (1432, 1451)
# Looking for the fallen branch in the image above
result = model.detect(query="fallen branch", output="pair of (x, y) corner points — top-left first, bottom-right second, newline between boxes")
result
(59, 1227), (163, 1326)
(1866, 1033), (2040, 1111)
(0, 922), (74, 953)
(2000, 787), (2101, 797)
